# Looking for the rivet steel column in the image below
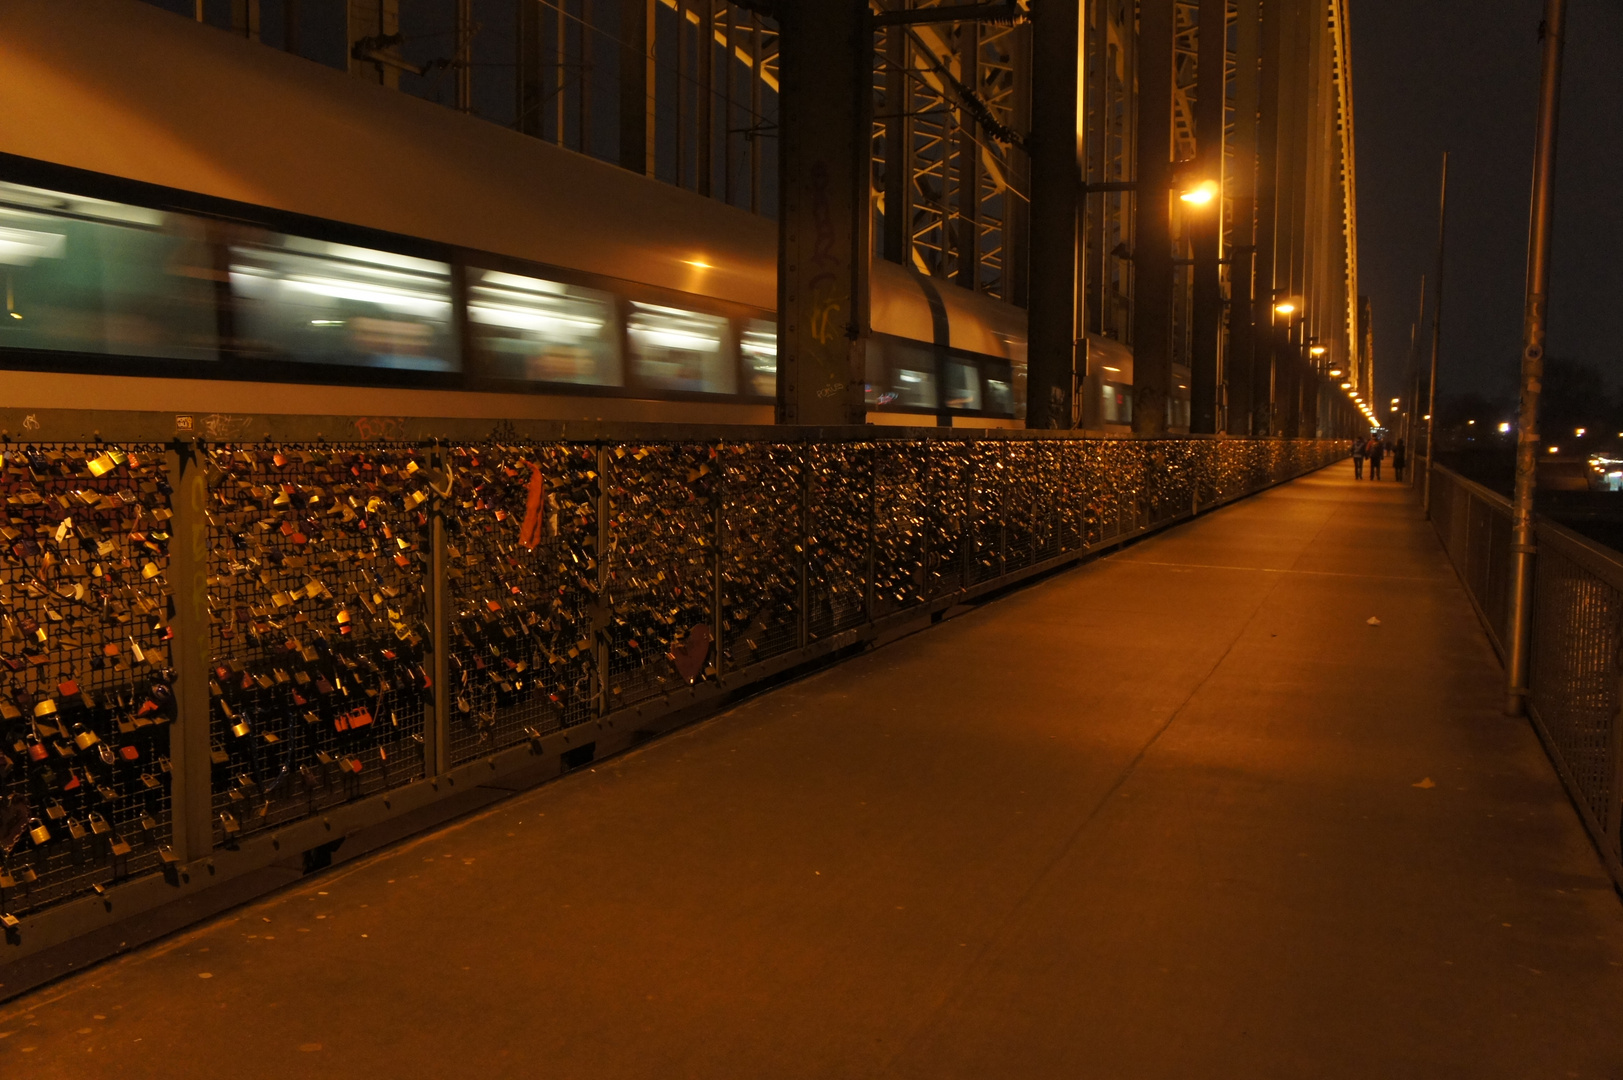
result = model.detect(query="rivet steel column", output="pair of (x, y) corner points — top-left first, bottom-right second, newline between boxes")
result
(1130, 0), (1174, 434)
(1025, 0), (1082, 429)
(1506, 0), (1568, 716)
(775, 0), (872, 426)
(1188, 0), (1227, 434)
(1226, 0), (1262, 434)
(1251, 0), (1284, 436)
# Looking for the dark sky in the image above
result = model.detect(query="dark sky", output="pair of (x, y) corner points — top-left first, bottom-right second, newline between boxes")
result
(1352, 0), (1623, 411)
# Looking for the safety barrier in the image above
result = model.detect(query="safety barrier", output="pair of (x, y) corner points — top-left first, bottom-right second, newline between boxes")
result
(1428, 464), (1623, 887)
(0, 407), (1345, 988)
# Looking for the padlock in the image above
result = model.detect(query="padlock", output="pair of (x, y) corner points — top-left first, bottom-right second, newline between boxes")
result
(88, 812), (111, 836)
(66, 817), (88, 841)
(72, 724), (100, 750)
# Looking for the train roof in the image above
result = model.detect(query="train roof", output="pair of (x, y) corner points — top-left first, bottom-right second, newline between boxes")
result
(0, 0), (1026, 359)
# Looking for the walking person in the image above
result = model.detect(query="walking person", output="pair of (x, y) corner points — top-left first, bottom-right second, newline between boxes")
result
(1352, 435), (1366, 480)
(1368, 436), (1385, 481)
(1393, 438), (1407, 483)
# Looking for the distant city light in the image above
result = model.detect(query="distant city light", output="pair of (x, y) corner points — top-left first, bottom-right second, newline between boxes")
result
(1499, 422), (1511, 433)
(1274, 302), (1296, 315)
(1549, 446), (1560, 454)
(1575, 427), (1586, 437)
(1467, 419), (1475, 425)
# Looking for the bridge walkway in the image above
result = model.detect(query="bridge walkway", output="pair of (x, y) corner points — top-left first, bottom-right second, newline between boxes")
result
(4, 466), (1621, 1078)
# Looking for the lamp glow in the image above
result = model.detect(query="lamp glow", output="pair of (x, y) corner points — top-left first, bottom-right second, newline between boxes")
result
(1179, 181), (1219, 205)
(1274, 302), (1296, 316)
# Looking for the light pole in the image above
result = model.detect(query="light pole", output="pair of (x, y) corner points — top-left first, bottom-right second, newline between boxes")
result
(1423, 153), (1449, 518)
(1505, 0), (1569, 717)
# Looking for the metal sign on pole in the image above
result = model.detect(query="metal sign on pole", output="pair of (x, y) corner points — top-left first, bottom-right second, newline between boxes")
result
(1506, 0), (1570, 716)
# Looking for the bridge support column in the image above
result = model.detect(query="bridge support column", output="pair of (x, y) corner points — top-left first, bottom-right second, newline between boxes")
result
(1131, 0), (1174, 434)
(1188, 0), (1226, 434)
(1025, 0), (1083, 429)
(775, 0), (872, 426)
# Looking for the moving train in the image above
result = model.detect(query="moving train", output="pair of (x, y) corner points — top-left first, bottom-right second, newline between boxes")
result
(0, 0), (1180, 430)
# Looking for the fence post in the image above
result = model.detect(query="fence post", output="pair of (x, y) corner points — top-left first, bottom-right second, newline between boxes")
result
(595, 444), (612, 713)
(426, 443), (450, 776)
(797, 441), (810, 649)
(865, 445), (877, 622)
(712, 444), (726, 681)
(165, 439), (214, 864)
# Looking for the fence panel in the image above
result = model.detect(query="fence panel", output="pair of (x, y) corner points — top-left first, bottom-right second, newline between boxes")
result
(0, 426), (1344, 929)
(1428, 464), (1623, 883)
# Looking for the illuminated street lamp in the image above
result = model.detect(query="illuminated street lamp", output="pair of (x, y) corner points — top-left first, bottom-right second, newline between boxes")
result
(1309, 345), (1327, 358)
(1179, 180), (1219, 205)
(1274, 301), (1297, 316)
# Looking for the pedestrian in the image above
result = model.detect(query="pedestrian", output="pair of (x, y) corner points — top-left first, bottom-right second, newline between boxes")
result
(1352, 435), (1366, 479)
(1393, 438), (1407, 482)
(1368, 436), (1385, 480)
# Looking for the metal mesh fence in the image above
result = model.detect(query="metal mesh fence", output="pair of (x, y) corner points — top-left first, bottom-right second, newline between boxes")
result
(0, 429), (1343, 920)
(1529, 535), (1619, 836)
(203, 443), (430, 847)
(604, 442), (716, 707)
(445, 442), (600, 764)
(0, 443), (175, 914)
(1429, 465), (1623, 877)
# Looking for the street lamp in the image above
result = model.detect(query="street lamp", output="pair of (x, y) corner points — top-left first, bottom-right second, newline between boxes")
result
(1179, 180), (1219, 205)
(1274, 301), (1297, 316)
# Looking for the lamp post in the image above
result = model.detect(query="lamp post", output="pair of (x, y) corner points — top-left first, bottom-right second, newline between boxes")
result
(1505, 0), (1569, 717)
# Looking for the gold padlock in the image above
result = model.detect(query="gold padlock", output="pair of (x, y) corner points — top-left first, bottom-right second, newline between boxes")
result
(88, 812), (111, 836)
(230, 720), (251, 738)
(28, 818), (51, 845)
(74, 724), (101, 750)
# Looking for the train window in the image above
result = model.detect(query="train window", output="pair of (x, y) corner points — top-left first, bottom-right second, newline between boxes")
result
(0, 181), (218, 361)
(228, 236), (457, 371)
(985, 377), (1013, 416)
(1102, 382), (1133, 424)
(944, 358), (982, 411)
(467, 269), (620, 385)
(626, 302), (733, 394)
(739, 318), (777, 397)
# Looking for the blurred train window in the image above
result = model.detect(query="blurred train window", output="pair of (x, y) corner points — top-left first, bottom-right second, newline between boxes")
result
(0, 181), (218, 361)
(985, 377), (1013, 416)
(944, 358), (982, 411)
(739, 318), (777, 397)
(1102, 382), (1133, 424)
(229, 236), (456, 371)
(627, 302), (732, 394)
(467, 269), (620, 385)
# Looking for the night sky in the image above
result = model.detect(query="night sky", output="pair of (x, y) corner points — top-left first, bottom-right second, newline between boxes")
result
(1352, 0), (1622, 410)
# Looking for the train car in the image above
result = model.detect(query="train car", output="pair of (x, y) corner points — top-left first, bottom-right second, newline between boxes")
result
(0, 0), (1180, 431)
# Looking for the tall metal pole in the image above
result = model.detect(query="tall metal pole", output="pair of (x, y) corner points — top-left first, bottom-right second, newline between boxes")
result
(1505, 0), (1569, 716)
(1405, 273), (1425, 485)
(1421, 152), (1448, 517)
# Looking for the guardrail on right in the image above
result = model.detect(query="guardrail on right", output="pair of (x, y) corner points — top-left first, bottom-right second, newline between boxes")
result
(1428, 464), (1623, 885)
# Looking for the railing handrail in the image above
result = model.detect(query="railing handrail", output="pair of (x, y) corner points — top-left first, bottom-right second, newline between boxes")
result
(1430, 461), (1513, 513)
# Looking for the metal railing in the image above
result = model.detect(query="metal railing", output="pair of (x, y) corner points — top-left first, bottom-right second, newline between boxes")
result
(1428, 464), (1623, 885)
(0, 407), (1344, 979)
